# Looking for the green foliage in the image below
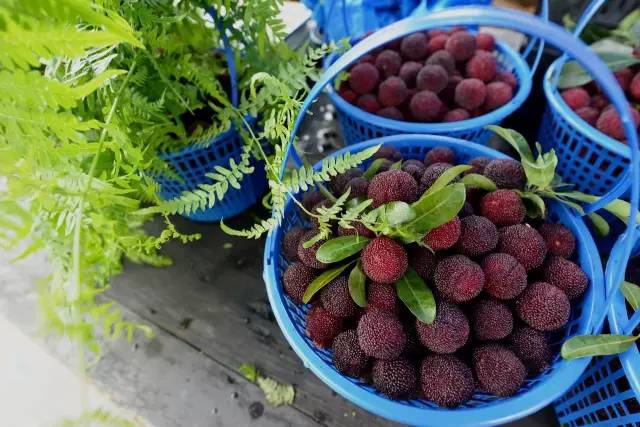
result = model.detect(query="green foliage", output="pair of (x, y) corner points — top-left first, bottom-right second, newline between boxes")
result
(396, 268), (436, 324)
(302, 261), (356, 304)
(238, 363), (295, 407)
(348, 261), (367, 308)
(58, 409), (137, 427)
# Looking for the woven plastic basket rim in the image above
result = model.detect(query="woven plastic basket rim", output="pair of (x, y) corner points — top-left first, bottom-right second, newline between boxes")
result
(325, 38), (532, 134)
(543, 58), (631, 159)
(263, 134), (603, 427)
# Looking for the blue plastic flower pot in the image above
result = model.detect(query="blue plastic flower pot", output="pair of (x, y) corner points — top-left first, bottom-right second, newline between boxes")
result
(263, 134), (605, 426)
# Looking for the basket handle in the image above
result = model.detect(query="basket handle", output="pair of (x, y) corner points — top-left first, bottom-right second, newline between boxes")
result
(279, 7), (639, 243)
(207, 7), (239, 107)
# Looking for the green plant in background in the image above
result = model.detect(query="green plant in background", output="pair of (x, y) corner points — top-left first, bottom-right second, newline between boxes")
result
(560, 9), (640, 89)
(0, 0), (330, 357)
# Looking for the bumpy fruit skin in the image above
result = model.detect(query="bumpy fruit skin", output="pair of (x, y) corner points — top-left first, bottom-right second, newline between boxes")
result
(321, 276), (360, 318)
(332, 329), (370, 378)
(349, 63), (380, 95)
(510, 326), (552, 375)
(424, 216), (461, 251)
(409, 246), (439, 281)
(479, 189), (525, 226)
(357, 310), (406, 359)
(575, 106), (599, 126)
(338, 83), (357, 103)
(420, 162), (452, 192)
(596, 107), (640, 141)
(471, 299), (514, 341)
(416, 300), (469, 353)
(542, 256), (588, 300)
(590, 94), (609, 109)
(443, 108), (470, 122)
(416, 64), (448, 94)
(401, 159), (426, 181)
(283, 262), (317, 304)
(375, 49), (402, 78)
(377, 106), (405, 120)
(373, 145), (403, 162)
(445, 31), (476, 61)
(435, 254), (485, 303)
(282, 226), (306, 261)
(367, 282), (399, 313)
(424, 146), (455, 166)
(426, 50), (456, 74)
(466, 51), (497, 82)
(456, 215), (498, 257)
(302, 191), (325, 212)
(615, 68), (633, 91)
(378, 76), (408, 107)
(499, 224), (547, 271)
(330, 168), (363, 195)
(631, 72), (640, 101)
(496, 70), (518, 89)
(401, 33), (429, 60)
(410, 90), (443, 121)
(297, 230), (328, 269)
(356, 93), (381, 113)
(484, 81), (513, 111)
(344, 176), (369, 199)
(306, 305), (344, 348)
(428, 34), (448, 52)
(516, 282), (570, 331)
(361, 236), (408, 284)
(473, 344), (526, 397)
(561, 87), (590, 110)
(420, 354), (474, 407)
(372, 358), (417, 399)
(482, 253), (527, 300)
(476, 33), (495, 51)
(467, 156), (491, 175)
(484, 159), (525, 189)
(538, 223), (576, 258)
(455, 78), (487, 110)
(398, 61), (423, 86)
(367, 170), (419, 208)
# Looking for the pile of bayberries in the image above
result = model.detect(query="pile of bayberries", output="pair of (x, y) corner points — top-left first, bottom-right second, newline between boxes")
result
(337, 28), (517, 123)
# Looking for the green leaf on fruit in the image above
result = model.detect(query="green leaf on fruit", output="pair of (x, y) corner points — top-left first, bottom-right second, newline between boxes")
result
(348, 261), (367, 308)
(621, 281), (640, 310)
(409, 183), (466, 234)
(426, 165), (472, 195)
(487, 125), (534, 162)
(587, 212), (610, 237)
(363, 158), (388, 179)
(316, 235), (370, 263)
(383, 201), (416, 226)
(390, 160), (402, 170)
(558, 52), (640, 89)
(520, 191), (547, 218)
(561, 334), (638, 360)
(396, 268), (436, 324)
(302, 261), (355, 303)
(460, 173), (497, 191)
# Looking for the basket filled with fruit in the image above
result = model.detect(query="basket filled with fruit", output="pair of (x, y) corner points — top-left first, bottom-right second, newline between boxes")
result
(260, 8), (640, 426)
(539, 0), (640, 197)
(324, 2), (548, 145)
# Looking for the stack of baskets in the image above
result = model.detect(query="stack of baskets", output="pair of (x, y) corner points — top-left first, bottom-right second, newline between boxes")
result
(263, 5), (640, 426)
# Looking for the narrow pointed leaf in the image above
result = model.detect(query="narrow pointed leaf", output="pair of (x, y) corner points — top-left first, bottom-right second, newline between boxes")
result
(390, 160), (402, 170)
(348, 261), (367, 307)
(426, 165), (472, 195)
(302, 261), (355, 303)
(588, 212), (610, 237)
(486, 125), (534, 161)
(363, 158), (387, 179)
(521, 191), (547, 218)
(460, 173), (497, 191)
(621, 281), (640, 310)
(409, 183), (466, 234)
(396, 268), (436, 324)
(561, 334), (638, 359)
(316, 235), (370, 263)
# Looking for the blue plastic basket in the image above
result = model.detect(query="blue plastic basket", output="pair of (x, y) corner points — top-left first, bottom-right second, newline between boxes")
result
(155, 129), (268, 222)
(538, 0), (634, 197)
(324, 2), (548, 146)
(262, 7), (640, 425)
(263, 134), (604, 426)
(153, 7), (267, 222)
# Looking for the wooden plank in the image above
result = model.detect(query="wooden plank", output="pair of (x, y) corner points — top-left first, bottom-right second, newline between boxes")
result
(108, 214), (398, 427)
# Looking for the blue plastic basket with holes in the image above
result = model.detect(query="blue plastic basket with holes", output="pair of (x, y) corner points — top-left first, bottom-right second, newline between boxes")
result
(153, 8), (267, 222)
(539, 0), (636, 197)
(324, 2), (548, 146)
(262, 7), (640, 425)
